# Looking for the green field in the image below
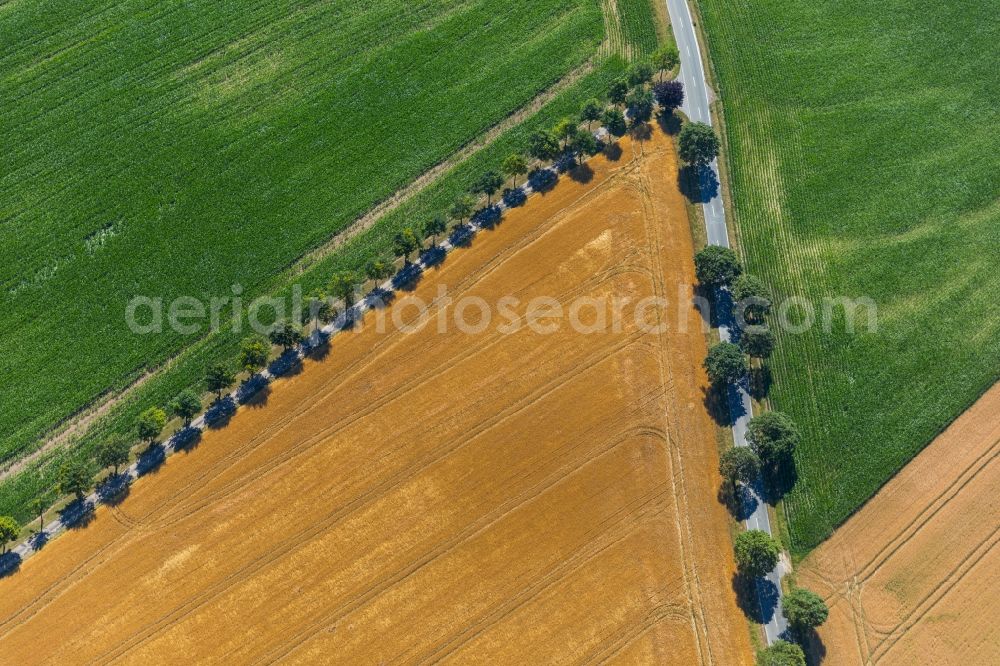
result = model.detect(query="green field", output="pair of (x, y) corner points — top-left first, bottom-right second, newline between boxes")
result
(698, 0), (1000, 553)
(0, 0), (663, 521)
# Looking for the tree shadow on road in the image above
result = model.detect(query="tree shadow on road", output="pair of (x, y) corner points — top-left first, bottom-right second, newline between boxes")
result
(702, 382), (732, 426)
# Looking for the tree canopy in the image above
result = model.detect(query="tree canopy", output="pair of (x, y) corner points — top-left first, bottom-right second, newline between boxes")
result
(449, 195), (477, 224)
(501, 153), (528, 187)
(678, 121), (720, 166)
(694, 245), (742, 287)
(205, 362), (235, 397)
(170, 388), (202, 424)
(528, 129), (560, 161)
(393, 227), (422, 264)
(553, 117), (579, 147)
(653, 80), (684, 112)
(365, 256), (395, 282)
(740, 325), (775, 359)
(756, 640), (806, 666)
(626, 87), (654, 123)
(579, 98), (603, 128)
(651, 44), (680, 78)
(747, 411), (801, 464)
(59, 458), (95, 501)
(0, 515), (18, 553)
(704, 342), (748, 385)
(626, 61), (653, 87)
(732, 273), (772, 323)
(719, 446), (761, 486)
(783, 587), (829, 629)
(423, 215), (448, 244)
(608, 78), (629, 106)
(329, 271), (361, 306)
(602, 107), (627, 137)
(471, 170), (505, 204)
(137, 406), (167, 443)
(98, 436), (132, 475)
(570, 132), (600, 159)
(734, 529), (780, 577)
(269, 321), (303, 351)
(238, 337), (271, 374)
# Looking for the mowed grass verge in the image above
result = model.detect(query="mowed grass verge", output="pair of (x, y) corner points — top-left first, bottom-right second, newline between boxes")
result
(0, 0), (665, 521)
(698, 0), (1000, 554)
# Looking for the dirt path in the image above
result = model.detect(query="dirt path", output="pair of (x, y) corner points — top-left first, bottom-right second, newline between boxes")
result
(0, 127), (753, 665)
(798, 382), (1000, 665)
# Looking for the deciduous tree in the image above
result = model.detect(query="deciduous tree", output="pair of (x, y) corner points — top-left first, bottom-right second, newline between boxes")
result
(501, 153), (528, 188)
(678, 121), (720, 166)
(704, 342), (748, 385)
(747, 411), (801, 465)
(170, 388), (202, 425)
(719, 446), (761, 487)
(365, 256), (395, 283)
(423, 215), (448, 246)
(579, 98), (603, 130)
(0, 516), (18, 554)
(626, 87), (654, 123)
(471, 170), (504, 206)
(137, 406), (167, 444)
(626, 61), (653, 87)
(732, 273), (772, 323)
(59, 458), (95, 502)
(449, 196), (476, 226)
(608, 78), (629, 107)
(653, 80), (684, 112)
(205, 362), (235, 398)
(238, 337), (270, 374)
(329, 271), (360, 307)
(553, 117), (579, 149)
(651, 44), (680, 80)
(393, 227), (422, 265)
(98, 436), (132, 475)
(528, 130), (560, 161)
(783, 587), (829, 630)
(734, 529), (780, 577)
(740, 325), (775, 360)
(756, 640), (805, 666)
(694, 245), (742, 287)
(269, 320), (303, 351)
(602, 107), (627, 136)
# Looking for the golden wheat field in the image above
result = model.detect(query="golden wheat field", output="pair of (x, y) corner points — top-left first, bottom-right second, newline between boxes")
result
(798, 382), (1000, 665)
(0, 128), (752, 665)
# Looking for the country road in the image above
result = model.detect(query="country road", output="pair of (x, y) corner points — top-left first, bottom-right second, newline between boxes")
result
(663, 0), (789, 643)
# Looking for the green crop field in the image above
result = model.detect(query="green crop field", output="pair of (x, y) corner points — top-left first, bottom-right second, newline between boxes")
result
(698, 0), (1000, 554)
(0, 0), (663, 522)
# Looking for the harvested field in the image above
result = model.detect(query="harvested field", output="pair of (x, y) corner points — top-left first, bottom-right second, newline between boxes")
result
(0, 127), (752, 664)
(797, 382), (1000, 665)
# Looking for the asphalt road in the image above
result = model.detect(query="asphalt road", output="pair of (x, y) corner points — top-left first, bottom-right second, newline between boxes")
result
(663, 0), (789, 643)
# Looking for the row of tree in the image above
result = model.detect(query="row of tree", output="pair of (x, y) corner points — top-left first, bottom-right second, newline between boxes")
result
(690, 212), (826, 663)
(7, 52), (693, 554)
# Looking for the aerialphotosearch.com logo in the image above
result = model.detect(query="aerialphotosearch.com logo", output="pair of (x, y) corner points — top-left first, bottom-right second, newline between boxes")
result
(124, 282), (878, 338)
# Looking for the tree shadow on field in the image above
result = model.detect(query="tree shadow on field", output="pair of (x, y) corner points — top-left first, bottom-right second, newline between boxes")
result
(749, 365), (773, 400)
(702, 382), (732, 426)
(0, 551), (22, 578)
(268, 349), (303, 378)
(204, 396), (237, 430)
(762, 456), (798, 504)
(136, 442), (167, 476)
(97, 472), (132, 506)
(603, 141), (623, 161)
(173, 425), (203, 451)
(449, 223), (476, 248)
(657, 109), (682, 136)
(60, 498), (96, 530)
(802, 628), (828, 665)
(237, 374), (271, 409)
(392, 263), (424, 292)
(306, 331), (331, 361)
(421, 245), (447, 268)
(629, 121), (652, 143)
(28, 530), (49, 551)
(718, 480), (757, 521)
(568, 162), (594, 184)
(472, 205), (503, 230)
